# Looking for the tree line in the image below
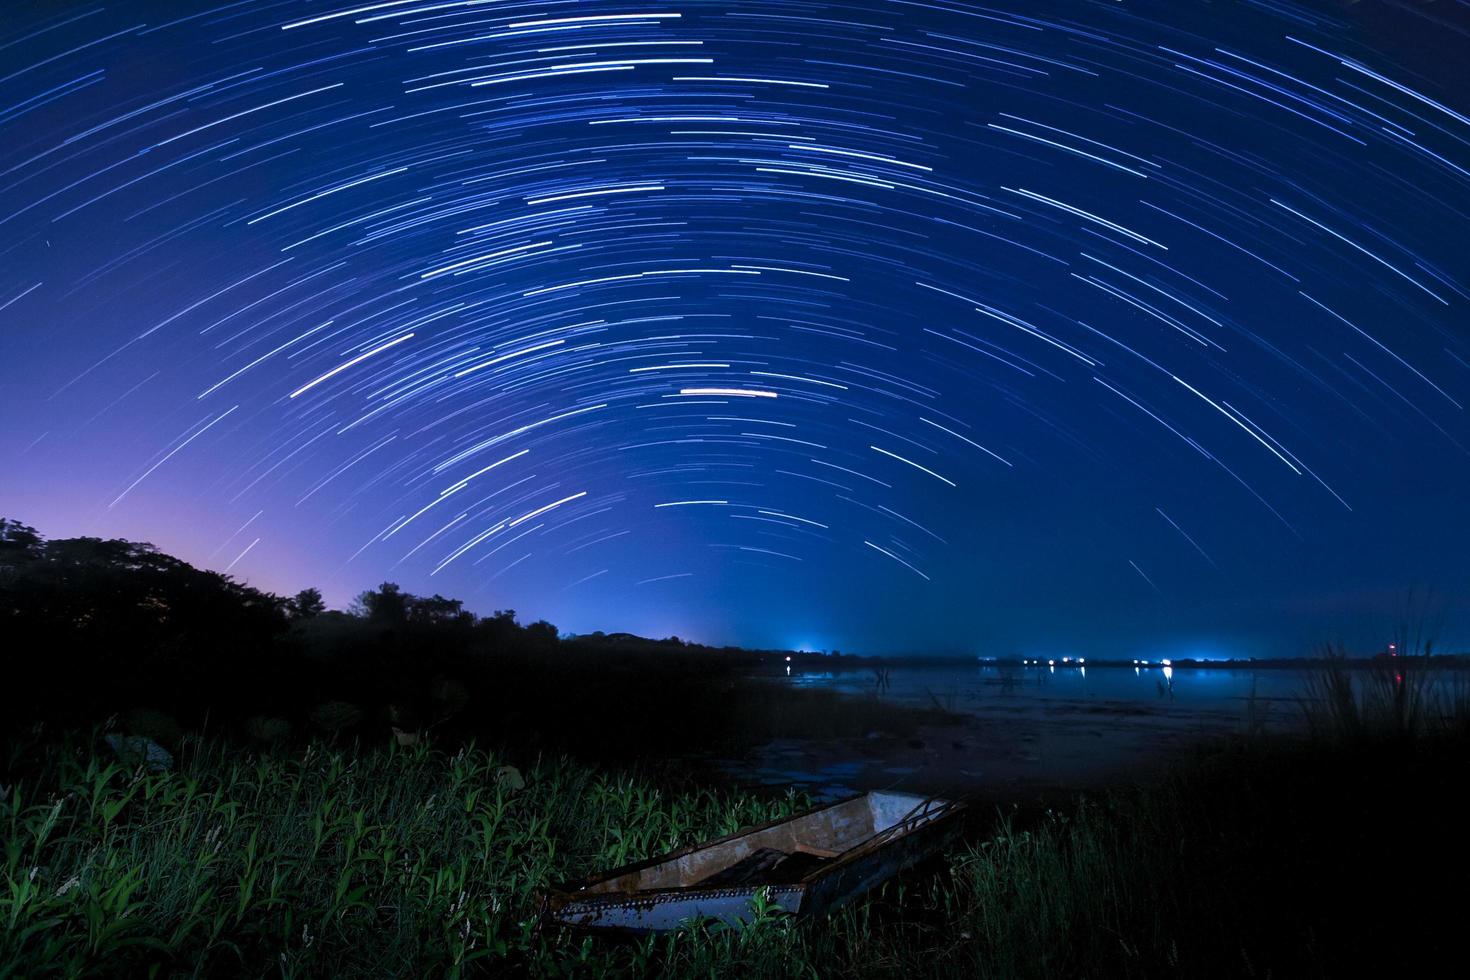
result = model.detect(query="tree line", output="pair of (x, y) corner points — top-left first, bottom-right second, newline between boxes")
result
(1, 517), (780, 756)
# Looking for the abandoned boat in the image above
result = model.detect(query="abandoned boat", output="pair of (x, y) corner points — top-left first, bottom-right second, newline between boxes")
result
(542, 791), (965, 933)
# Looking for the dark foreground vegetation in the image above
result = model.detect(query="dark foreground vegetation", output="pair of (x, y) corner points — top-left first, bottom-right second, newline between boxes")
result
(4, 517), (1469, 977)
(4, 720), (1468, 977)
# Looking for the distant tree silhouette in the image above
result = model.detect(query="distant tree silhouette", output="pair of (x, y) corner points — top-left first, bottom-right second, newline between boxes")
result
(479, 608), (520, 650)
(525, 619), (559, 648)
(0, 518), (42, 559)
(289, 587), (326, 620)
(353, 582), (408, 624)
(1, 520), (289, 729)
(408, 593), (472, 628)
(3, 515), (799, 759)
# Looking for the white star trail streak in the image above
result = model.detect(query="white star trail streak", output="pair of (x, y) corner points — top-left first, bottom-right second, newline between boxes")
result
(1, 0), (1467, 653)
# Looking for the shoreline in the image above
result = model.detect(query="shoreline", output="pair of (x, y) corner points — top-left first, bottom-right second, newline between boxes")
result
(710, 672), (1311, 803)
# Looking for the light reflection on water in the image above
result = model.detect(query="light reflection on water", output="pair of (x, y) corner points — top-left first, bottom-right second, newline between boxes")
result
(786, 664), (1310, 712)
(724, 665), (1318, 799)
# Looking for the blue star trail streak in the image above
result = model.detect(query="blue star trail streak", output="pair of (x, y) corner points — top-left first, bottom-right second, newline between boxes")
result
(2, 1), (1468, 656)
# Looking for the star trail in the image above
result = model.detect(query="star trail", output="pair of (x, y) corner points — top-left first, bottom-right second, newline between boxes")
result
(2, 0), (1468, 656)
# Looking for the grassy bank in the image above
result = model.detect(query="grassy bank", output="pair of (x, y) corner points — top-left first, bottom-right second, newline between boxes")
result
(1, 736), (811, 977)
(4, 722), (1467, 978)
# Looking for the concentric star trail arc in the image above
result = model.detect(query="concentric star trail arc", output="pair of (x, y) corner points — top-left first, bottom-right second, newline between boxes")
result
(2, 0), (1467, 655)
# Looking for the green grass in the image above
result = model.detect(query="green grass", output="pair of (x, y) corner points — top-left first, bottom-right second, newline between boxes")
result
(4, 726), (1467, 978)
(1299, 649), (1470, 742)
(1, 736), (818, 977)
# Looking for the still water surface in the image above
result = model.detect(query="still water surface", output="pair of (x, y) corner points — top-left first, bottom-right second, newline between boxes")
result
(792, 662), (1308, 710)
(724, 664), (1311, 799)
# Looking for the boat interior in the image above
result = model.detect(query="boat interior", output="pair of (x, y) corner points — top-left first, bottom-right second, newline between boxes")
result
(575, 791), (946, 894)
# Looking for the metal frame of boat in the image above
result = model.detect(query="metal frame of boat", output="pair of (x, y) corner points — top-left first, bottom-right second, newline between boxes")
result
(541, 791), (966, 933)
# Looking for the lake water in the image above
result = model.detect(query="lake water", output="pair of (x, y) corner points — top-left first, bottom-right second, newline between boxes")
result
(721, 664), (1312, 800)
(791, 662), (1309, 711)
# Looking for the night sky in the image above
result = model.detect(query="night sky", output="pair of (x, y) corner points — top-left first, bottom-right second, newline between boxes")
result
(2, 1), (1468, 657)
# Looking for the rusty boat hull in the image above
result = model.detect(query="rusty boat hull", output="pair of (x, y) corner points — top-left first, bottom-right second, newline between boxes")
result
(543, 791), (966, 933)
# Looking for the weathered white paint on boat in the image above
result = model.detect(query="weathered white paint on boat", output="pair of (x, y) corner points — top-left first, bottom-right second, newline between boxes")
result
(543, 791), (965, 933)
